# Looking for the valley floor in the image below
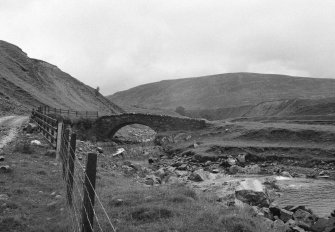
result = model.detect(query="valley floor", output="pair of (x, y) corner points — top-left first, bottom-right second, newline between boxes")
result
(1, 117), (335, 231)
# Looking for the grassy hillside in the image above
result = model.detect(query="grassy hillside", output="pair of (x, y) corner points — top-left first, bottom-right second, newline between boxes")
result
(108, 73), (335, 111)
(184, 97), (335, 120)
(0, 40), (123, 114)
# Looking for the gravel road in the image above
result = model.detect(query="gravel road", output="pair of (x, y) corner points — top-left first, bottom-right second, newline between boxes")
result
(0, 116), (29, 150)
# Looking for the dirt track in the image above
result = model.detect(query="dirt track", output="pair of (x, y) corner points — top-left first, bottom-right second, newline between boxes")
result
(0, 115), (29, 150)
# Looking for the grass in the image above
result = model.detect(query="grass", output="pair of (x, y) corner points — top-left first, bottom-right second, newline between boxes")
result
(0, 133), (71, 231)
(92, 163), (278, 232)
(13, 142), (34, 154)
(0, 126), (290, 232)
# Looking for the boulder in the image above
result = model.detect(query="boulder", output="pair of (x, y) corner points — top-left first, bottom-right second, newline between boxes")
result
(273, 219), (289, 232)
(227, 157), (237, 166)
(177, 164), (188, 171)
(30, 140), (41, 146)
(289, 205), (307, 213)
(281, 171), (293, 178)
(204, 161), (212, 166)
(188, 169), (207, 182)
(97, 147), (103, 153)
(210, 168), (220, 173)
(0, 156), (4, 161)
(235, 190), (270, 207)
(175, 170), (188, 177)
(112, 148), (125, 157)
(261, 217), (274, 231)
(311, 218), (334, 232)
(144, 175), (161, 185)
(286, 219), (297, 228)
(237, 153), (246, 163)
(154, 168), (166, 178)
(280, 208), (294, 222)
(293, 209), (316, 230)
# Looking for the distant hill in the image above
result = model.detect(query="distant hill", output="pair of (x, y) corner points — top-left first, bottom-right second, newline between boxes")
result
(108, 73), (335, 111)
(183, 98), (335, 120)
(0, 40), (123, 115)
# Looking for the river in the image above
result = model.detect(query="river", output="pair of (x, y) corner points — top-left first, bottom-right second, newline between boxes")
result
(274, 176), (335, 217)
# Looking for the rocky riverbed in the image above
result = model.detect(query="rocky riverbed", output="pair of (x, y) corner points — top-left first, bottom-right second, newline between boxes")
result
(71, 138), (335, 232)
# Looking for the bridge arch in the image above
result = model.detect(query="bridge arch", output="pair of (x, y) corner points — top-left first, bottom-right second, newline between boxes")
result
(94, 113), (207, 140)
(108, 121), (157, 138)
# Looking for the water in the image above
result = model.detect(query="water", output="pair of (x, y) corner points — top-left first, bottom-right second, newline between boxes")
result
(191, 173), (335, 217)
(275, 177), (335, 217)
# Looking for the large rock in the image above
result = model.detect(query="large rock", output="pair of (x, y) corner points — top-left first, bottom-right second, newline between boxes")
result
(293, 209), (316, 230)
(280, 208), (294, 223)
(176, 164), (188, 171)
(273, 219), (289, 232)
(237, 153), (246, 163)
(188, 169), (207, 182)
(235, 190), (270, 207)
(281, 171), (293, 178)
(144, 175), (161, 185)
(311, 217), (335, 232)
(227, 157), (237, 166)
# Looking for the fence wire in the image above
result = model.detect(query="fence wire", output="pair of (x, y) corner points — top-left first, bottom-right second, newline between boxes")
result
(60, 132), (116, 232)
(32, 109), (116, 232)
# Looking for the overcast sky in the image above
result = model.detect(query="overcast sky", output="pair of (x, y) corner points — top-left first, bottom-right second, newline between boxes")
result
(1, 0), (335, 95)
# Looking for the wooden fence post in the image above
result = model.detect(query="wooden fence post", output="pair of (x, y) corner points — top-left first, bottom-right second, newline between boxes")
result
(82, 153), (97, 232)
(67, 133), (76, 206)
(56, 121), (64, 161)
(62, 127), (70, 178)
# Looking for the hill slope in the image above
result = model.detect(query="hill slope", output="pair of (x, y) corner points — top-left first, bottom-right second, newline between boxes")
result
(108, 73), (335, 111)
(0, 40), (123, 115)
(183, 97), (335, 120)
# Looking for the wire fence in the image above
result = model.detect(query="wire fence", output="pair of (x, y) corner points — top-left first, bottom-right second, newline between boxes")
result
(31, 110), (116, 232)
(31, 109), (58, 148)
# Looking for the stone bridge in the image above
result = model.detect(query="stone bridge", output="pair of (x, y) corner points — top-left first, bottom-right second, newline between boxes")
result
(94, 113), (208, 139)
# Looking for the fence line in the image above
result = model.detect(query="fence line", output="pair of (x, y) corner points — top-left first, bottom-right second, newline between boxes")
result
(31, 109), (58, 148)
(37, 105), (99, 118)
(31, 109), (116, 232)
